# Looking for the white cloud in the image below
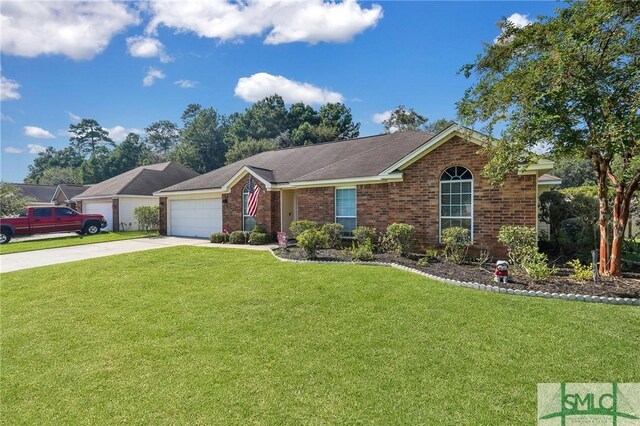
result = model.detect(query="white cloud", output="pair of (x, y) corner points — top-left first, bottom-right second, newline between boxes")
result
(4, 147), (22, 154)
(27, 144), (47, 154)
(126, 35), (173, 63)
(494, 13), (533, 43)
(1, 73), (21, 101)
(105, 126), (144, 143)
(235, 72), (343, 105)
(68, 111), (81, 123)
(372, 110), (392, 124)
(143, 67), (166, 86)
(24, 126), (55, 139)
(0, 1), (138, 60)
(174, 79), (198, 89)
(147, 0), (382, 45)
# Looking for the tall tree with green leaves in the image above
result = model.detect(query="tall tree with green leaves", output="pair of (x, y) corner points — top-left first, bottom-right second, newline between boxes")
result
(171, 106), (229, 173)
(457, 0), (639, 276)
(69, 119), (114, 158)
(225, 138), (278, 164)
(25, 147), (84, 184)
(383, 105), (427, 133)
(318, 103), (360, 140)
(145, 120), (180, 155)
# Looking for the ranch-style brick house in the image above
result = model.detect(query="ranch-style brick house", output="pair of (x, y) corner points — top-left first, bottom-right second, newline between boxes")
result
(156, 125), (555, 255)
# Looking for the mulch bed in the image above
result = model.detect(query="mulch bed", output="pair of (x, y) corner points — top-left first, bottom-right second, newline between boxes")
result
(275, 248), (640, 299)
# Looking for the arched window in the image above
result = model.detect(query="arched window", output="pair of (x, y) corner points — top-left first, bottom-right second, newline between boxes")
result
(242, 184), (256, 232)
(440, 166), (473, 240)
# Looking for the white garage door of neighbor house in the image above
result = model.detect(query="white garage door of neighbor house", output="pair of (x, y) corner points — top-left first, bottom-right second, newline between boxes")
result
(170, 199), (222, 238)
(84, 202), (113, 231)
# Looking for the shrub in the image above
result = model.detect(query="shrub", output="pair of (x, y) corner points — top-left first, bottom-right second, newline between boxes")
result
(320, 223), (344, 249)
(229, 230), (249, 244)
(417, 248), (440, 266)
(352, 226), (378, 249)
(252, 224), (267, 234)
(210, 232), (228, 243)
(296, 229), (328, 259)
(350, 238), (374, 261)
(289, 220), (317, 239)
(567, 259), (593, 281)
(133, 206), (160, 232)
(381, 223), (416, 256)
(523, 251), (555, 282)
(497, 225), (537, 267)
(248, 232), (270, 245)
(441, 227), (471, 264)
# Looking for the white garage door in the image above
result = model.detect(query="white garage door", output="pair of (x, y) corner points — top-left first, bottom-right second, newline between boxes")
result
(170, 198), (222, 238)
(84, 201), (113, 231)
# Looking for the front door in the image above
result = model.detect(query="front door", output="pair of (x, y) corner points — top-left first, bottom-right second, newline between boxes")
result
(280, 190), (297, 234)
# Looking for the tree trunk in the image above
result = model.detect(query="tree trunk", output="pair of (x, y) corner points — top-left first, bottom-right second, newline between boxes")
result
(609, 173), (640, 276)
(595, 157), (611, 276)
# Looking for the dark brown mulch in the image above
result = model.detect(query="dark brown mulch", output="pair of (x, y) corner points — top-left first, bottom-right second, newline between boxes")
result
(275, 248), (640, 299)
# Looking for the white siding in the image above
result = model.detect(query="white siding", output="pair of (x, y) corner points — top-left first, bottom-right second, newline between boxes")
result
(119, 197), (159, 231)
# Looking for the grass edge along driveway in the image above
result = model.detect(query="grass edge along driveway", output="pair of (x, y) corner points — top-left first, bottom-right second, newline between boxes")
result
(0, 231), (158, 255)
(2, 246), (638, 424)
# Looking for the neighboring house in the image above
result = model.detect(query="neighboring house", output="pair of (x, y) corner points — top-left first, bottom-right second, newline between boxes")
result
(13, 183), (88, 208)
(536, 174), (562, 238)
(73, 162), (199, 231)
(156, 125), (556, 255)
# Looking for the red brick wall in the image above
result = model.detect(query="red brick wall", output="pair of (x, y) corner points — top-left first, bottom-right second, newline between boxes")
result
(296, 136), (537, 255)
(159, 197), (167, 235)
(222, 175), (278, 236)
(296, 187), (335, 224)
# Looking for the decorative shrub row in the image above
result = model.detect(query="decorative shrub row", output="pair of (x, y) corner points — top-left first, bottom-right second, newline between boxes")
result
(210, 224), (272, 245)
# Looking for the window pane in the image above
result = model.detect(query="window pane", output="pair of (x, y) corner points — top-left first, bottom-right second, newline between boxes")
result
(462, 204), (472, 216)
(450, 181), (461, 193)
(34, 208), (51, 217)
(462, 194), (471, 204)
(55, 208), (73, 216)
(336, 188), (356, 217)
(337, 217), (356, 234)
(451, 194), (460, 205)
(450, 205), (461, 217)
(440, 206), (449, 216)
(460, 219), (472, 231)
(243, 216), (256, 232)
(440, 194), (450, 205)
(462, 181), (472, 193)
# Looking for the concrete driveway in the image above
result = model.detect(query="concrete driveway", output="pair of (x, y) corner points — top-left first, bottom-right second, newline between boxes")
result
(0, 236), (211, 273)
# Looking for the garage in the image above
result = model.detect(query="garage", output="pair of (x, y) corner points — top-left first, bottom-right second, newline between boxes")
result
(169, 198), (222, 238)
(83, 201), (113, 231)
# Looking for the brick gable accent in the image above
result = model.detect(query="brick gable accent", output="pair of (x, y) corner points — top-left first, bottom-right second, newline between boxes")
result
(222, 174), (279, 236)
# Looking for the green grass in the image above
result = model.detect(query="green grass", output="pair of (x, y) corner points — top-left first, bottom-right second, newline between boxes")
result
(0, 231), (157, 255)
(1, 247), (638, 424)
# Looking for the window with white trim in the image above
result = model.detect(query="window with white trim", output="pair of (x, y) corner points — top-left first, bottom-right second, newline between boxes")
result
(242, 184), (256, 232)
(335, 188), (356, 234)
(440, 166), (473, 239)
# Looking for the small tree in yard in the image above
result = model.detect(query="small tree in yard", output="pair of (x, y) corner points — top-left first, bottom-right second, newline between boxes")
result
(0, 182), (33, 217)
(458, 0), (640, 277)
(134, 206), (160, 232)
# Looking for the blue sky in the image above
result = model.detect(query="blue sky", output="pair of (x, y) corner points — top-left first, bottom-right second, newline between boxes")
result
(0, 1), (558, 183)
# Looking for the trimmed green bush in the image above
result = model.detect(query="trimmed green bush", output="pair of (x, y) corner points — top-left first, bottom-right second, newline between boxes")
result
(320, 223), (344, 249)
(350, 238), (375, 261)
(229, 230), (249, 244)
(418, 248), (440, 266)
(248, 232), (270, 245)
(523, 251), (555, 282)
(497, 226), (537, 267)
(352, 226), (378, 249)
(567, 259), (593, 280)
(289, 220), (318, 239)
(381, 223), (416, 256)
(296, 229), (328, 259)
(133, 206), (160, 231)
(210, 232), (228, 243)
(441, 227), (471, 264)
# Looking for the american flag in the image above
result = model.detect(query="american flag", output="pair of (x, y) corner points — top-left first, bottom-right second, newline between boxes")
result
(246, 177), (261, 217)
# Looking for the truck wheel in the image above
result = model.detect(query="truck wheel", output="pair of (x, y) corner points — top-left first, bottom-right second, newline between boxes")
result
(84, 223), (100, 235)
(0, 230), (11, 244)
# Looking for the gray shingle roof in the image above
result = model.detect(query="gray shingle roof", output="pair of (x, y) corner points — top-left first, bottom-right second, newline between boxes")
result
(14, 184), (58, 203)
(74, 162), (199, 199)
(160, 131), (434, 192)
(57, 184), (89, 200)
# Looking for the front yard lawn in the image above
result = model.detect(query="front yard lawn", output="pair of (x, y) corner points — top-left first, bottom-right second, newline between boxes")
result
(0, 231), (157, 255)
(1, 247), (638, 424)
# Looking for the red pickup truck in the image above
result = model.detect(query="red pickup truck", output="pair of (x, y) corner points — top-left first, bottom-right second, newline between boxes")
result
(0, 206), (108, 244)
